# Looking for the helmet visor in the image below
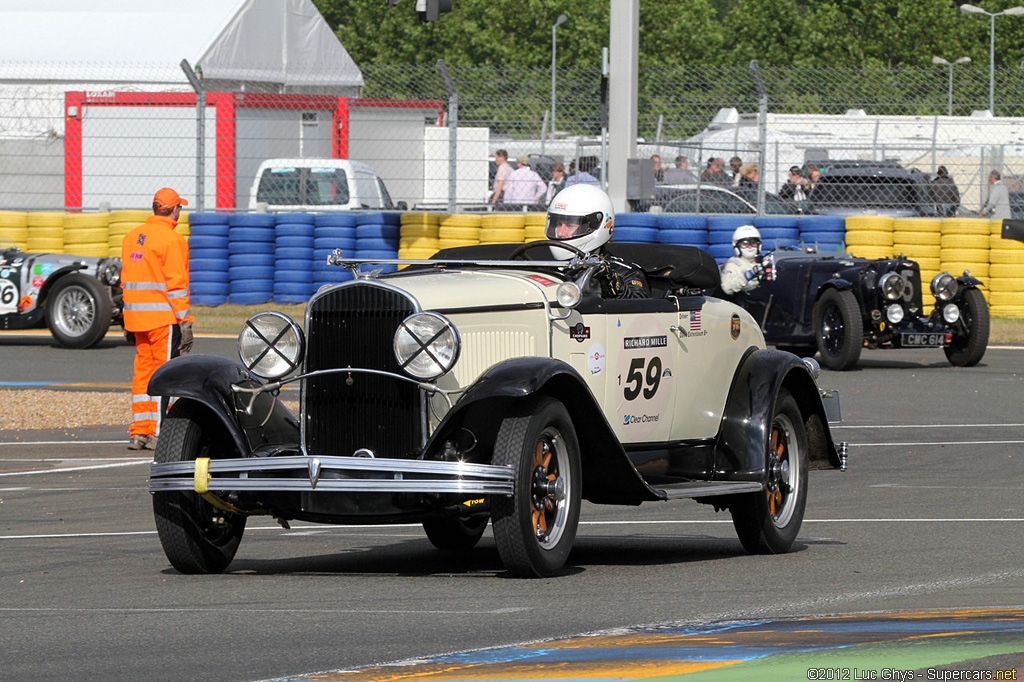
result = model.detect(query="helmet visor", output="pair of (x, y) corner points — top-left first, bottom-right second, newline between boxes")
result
(545, 210), (605, 241)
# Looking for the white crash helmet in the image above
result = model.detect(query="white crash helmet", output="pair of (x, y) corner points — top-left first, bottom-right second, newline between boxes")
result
(732, 224), (762, 258)
(544, 184), (615, 260)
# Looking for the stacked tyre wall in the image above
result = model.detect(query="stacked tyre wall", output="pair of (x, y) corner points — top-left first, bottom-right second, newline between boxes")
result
(2, 210), (1021, 317)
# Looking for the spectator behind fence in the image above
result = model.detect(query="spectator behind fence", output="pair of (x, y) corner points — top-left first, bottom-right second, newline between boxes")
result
(779, 166), (807, 202)
(489, 149), (512, 204)
(930, 166), (961, 217)
(565, 156), (600, 187)
(651, 155), (664, 182)
(738, 163), (759, 191)
(701, 157), (731, 185)
(502, 155), (547, 207)
(729, 156), (743, 185)
(545, 161), (566, 204)
(662, 155), (697, 184)
(981, 169), (1011, 219)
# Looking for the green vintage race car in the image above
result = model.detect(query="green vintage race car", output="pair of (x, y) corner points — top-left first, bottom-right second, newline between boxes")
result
(148, 242), (847, 578)
(0, 245), (122, 348)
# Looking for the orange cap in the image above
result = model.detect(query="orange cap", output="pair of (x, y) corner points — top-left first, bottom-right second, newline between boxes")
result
(153, 187), (188, 210)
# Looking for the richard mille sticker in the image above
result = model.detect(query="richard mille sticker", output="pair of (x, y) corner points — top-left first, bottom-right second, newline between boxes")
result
(569, 322), (591, 342)
(731, 313), (741, 339)
(586, 343), (605, 375)
(623, 335), (667, 349)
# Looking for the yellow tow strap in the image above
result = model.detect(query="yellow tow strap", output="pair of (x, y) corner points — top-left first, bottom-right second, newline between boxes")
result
(191, 456), (281, 524)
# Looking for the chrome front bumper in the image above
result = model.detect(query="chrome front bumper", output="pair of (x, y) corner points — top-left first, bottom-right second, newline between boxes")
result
(149, 455), (515, 496)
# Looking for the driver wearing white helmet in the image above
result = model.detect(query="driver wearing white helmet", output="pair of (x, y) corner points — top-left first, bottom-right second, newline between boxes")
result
(545, 185), (650, 299)
(720, 224), (765, 295)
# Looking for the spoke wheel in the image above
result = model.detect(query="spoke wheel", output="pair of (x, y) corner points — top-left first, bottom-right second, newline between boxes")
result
(491, 397), (580, 578)
(812, 288), (862, 371)
(730, 389), (808, 554)
(45, 274), (112, 348)
(944, 288), (989, 367)
(152, 402), (245, 574)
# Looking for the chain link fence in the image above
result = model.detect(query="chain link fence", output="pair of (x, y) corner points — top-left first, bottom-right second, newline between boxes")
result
(4, 62), (1024, 215)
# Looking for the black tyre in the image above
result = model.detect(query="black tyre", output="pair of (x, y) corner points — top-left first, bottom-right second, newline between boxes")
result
(730, 389), (808, 554)
(776, 344), (818, 359)
(812, 288), (863, 371)
(490, 397), (581, 578)
(152, 406), (245, 574)
(944, 288), (989, 367)
(423, 516), (488, 551)
(45, 273), (112, 348)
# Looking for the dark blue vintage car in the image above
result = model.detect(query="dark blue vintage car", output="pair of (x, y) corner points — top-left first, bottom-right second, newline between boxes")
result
(716, 247), (989, 371)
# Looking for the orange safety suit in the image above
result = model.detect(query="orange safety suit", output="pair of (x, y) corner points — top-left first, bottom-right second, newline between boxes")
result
(121, 214), (193, 438)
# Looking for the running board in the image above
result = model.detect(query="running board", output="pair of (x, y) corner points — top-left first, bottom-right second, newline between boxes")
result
(653, 481), (763, 499)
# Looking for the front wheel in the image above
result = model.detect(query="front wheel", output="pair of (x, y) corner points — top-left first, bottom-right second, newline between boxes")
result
(944, 288), (989, 367)
(45, 273), (112, 348)
(813, 289), (863, 371)
(490, 397), (581, 578)
(152, 404), (246, 574)
(730, 389), (808, 554)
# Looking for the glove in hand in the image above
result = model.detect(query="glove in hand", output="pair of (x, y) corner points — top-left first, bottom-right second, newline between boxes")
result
(179, 321), (194, 355)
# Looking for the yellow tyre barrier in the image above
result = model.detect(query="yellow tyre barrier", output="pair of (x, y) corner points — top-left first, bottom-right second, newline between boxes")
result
(481, 214), (526, 229)
(480, 228), (526, 243)
(940, 248), (989, 263)
(439, 226), (481, 241)
(939, 262), (989, 278)
(892, 230), (940, 245)
(940, 217), (990, 235)
(847, 246), (893, 259)
(990, 263), (1024, 278)
(893, 218), (941, 233)
(941, 233), (990, 249)
(844, 230), (893, 247)
(440, 214), (482, 228)
(437, 238), (479, 250)
(846, 215), (894, 232)
(989, 249), (1024, 265)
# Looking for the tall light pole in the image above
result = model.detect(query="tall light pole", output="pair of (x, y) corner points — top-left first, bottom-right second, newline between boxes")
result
(932, 56), (972, 115)
(551, 13), (568, 137)
(960, 3), (1024, 114)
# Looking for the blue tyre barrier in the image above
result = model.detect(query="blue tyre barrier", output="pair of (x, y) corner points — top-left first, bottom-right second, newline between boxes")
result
(758, 227), (800, 241)
(615, 213), (659, 228)
(188, 223), (230, 237)
(656, 229), (708, 245)
(190, 282), (230, 296)
(274, 271), (313, 284)
(275, 235), (315, 248)
(356, 238), (399, 251)
(659, 214), (708, 230)
(707, 244), (735, 260)
(192, 270), (230, 284)
(192, 294), (229, 306)
(228, 254), (275, 268)
(230, 227), (276, 242)
(229, 265), (273, 281)
(314, 226), (357, 240)
(353, 249), (398, 260)
(228, 241), (275, 255)
(707, 216), (752, 232)
(229, 214), (277, 228)
(188, 213), (230, 225)
(275, 247), (315, 260)
(798, 215), (846, 233)
(313, 237), (357, 251)
(189, 258), (228, 272)
(229, 280), (273, 293)
(314, 213), (358, 227)
(355, 224), (401, 240)
(612, 227), (658, 243)
(275, 223), (315, 238)
(275, 213), (316, 224)
(187, 235), (230, 250)
(753, 216), (799, 229)
(276, 258), (314, 272)
(800, 231), (846, 244)
(188, 247), (229, 261)
(229, 292), (272, 305)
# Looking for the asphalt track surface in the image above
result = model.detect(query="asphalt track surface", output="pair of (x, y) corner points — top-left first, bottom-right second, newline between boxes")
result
(0, 332), (1022, 681)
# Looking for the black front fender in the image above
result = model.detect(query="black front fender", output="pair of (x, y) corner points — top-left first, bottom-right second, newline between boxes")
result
(148, 354), (299, 456)
(428, 357), (660, 504)
(716, 348), (840, 480)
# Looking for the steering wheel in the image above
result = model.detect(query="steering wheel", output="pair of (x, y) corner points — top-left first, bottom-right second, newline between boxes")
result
(507, 240), (589, 261)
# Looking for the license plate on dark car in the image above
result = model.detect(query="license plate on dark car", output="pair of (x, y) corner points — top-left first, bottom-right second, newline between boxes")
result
(901, 332), (945, 347)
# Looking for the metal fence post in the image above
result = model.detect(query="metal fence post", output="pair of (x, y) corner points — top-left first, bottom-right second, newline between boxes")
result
(180, 60), (205, 212)
(749, 60), (767, 217)
(436, 60), (458, 214)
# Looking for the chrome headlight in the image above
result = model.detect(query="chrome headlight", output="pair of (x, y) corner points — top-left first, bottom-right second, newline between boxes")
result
(556, 281), (582, 308)
(931, 273), (958, 302)
(238, 312), (305, 380)
(886, 304), (904, 324)
(943, 303), (961, 324)
(394, 312), (460, 380)
(878, 272), (905, 301)
(99, 261), (121, 287)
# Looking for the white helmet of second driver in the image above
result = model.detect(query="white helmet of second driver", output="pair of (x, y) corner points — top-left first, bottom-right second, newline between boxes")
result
(544, 184), (615, 260)
(732, 224), (762, 259)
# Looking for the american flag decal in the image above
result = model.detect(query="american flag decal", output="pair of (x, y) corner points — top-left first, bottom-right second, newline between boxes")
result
(689, 310), (702, 332)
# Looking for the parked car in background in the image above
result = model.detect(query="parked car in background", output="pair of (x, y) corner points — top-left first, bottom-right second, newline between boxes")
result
(716, 246), (989, 370)
(805, 164), (934, 217)
(249, 158), (404, 212)
(147, 241), (846, 578)
(636, 184), (801, 214)
(0, 245), (122, 348)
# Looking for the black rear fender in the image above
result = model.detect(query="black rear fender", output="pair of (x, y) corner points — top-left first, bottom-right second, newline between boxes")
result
(716, 348), (840, 480)
(148, 354), (300, 456)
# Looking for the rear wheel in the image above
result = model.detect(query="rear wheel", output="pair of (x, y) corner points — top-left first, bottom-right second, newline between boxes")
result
(423, 516), (488, 551)
(944, 288), (989, 367)
(490, 397), (581, 578)
(45, 273), (112, 348)
(730, 389), (808, 554)
(152, 405), (245, 574)
(813, 289), (862, 370)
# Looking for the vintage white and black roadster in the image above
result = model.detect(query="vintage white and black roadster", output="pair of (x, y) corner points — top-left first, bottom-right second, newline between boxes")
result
(148, 241), (847, 578)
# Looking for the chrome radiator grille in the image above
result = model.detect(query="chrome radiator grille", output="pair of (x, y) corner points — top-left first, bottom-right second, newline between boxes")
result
(303, 283), (420, 458)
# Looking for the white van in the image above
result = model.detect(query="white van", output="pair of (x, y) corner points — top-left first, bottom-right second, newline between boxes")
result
(248, 159), (404, 211)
